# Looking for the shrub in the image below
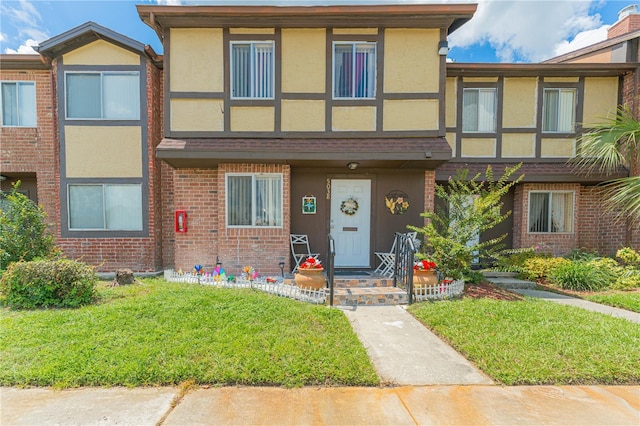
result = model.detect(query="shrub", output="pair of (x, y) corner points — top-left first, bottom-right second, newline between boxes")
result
(463, 270), (485, 284)
(616, 247), (640, 268)
(0, 259), (97, 309)
(520, 256), (569, 281)
(548, 260), (612, 291)
(0, 184), (57, 269)
(611, 268), (640, 290)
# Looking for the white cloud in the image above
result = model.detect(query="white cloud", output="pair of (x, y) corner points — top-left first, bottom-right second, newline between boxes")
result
(155, 0), (183, 4)
(0, 0), (49, 54)
(449, 0), (605, 62)
(4, 38), (39, 54)
(552, 25), (610, 58)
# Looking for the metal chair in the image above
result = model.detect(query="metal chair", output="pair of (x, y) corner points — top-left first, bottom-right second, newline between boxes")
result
(374, 232), (418, 277)
(290, 234), (319, 272)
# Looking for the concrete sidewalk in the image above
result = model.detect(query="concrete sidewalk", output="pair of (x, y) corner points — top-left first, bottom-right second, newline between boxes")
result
(513, 289), (640, 323)
(2, 385), (639, 425)
(341, 305), (493, 385)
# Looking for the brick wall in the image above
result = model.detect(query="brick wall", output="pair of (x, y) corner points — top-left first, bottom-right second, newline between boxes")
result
(513, 183), (580, 255)
(513, 183), (637, 255)
(423, 170), (436, 226)
(608, 14), (640, 39)
(217, 164), (291, 276)
(170, 168), (219, 273)
(146, 62), (164, 271)
(0, 67), (59, 237)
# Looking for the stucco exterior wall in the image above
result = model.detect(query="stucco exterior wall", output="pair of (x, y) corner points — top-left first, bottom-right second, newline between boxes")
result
(502, 77), (537, 128)
(540, 138), (575, 157)
(230, 106), (275, 132)
(583, 77), (619, 127)
(383, 99), (438, 131)
(62, 40), (140, 65)
(461, 138), (496, 157)
(65, 126), (142, 177)
(281, 100), (325, 131)
(281, 29), (325, 93)
(332, 106), (376, 131)
(383, 28), (440, 93)
(502, 133), (536, 158)
(169, 28), (223, 93)
(171, 98), (224, 132)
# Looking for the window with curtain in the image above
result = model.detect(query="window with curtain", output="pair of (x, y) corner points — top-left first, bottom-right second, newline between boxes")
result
(528, 191), (574, 233)
(66, 72), (140, 119)
(462, 88), (496, 132)
(542, 88), (576, 132)
(227, 174), (282, 227)
(333, 42), (376, 99)
(68, 184), (143, 230)
(231, 42), (274, 99)
(1, 81), (36, 127)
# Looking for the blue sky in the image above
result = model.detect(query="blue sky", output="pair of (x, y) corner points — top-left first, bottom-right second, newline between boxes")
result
(0, 1), (637, 62)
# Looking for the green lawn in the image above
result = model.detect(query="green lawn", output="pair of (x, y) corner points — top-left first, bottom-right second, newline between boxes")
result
(0, 279), (378, 388)
(583, 292), (640, 313)
(408, 297), (640, 385)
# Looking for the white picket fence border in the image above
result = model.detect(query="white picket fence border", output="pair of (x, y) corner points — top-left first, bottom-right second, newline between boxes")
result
(163, 269), (327, 305)
(410, 278), (465, 301)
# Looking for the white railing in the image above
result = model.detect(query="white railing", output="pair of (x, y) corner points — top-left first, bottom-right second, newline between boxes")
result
(411, 279), (465, 301)
(163, 269), (326, 305)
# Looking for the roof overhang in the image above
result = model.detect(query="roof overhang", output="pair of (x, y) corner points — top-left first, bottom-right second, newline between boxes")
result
(436, 162), (629, 183)
(447, 62), (638, 78)
(157, 137), (452, 169)
(543, 29), (640, 63)
(35, 21), (161, 66)
(0, 54), (49, 70)
(137, 4), (477, 40)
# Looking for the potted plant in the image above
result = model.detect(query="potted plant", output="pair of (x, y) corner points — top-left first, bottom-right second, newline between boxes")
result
(294, 256), (326, 290)
(413, 259), (438, 289)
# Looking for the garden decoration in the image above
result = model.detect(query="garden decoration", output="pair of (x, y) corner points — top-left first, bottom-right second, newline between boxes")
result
(243, 265), (259, 281)
(384, 190), (409, 215)
(294, 256), (326, 289)
(302, 195), (316, 214)
(340, 196), (359, 216)
(193, 264), (204, 275)
(213, 265), (227, 282)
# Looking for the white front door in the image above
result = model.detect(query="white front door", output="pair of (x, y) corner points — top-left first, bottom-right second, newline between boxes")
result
(330, 179), (371, 267)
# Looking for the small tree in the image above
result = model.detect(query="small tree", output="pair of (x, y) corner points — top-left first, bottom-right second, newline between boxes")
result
(0, 183), (57, 269)
(409, 164), (523, 279)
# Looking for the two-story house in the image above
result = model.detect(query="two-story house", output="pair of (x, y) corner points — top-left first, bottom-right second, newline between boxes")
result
(136, 3), (479, 275)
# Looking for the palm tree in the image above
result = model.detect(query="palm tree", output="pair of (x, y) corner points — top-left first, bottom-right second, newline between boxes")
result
(573, 105), (640, 222)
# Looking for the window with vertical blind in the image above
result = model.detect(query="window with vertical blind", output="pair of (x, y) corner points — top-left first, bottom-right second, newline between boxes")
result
(230, 41), (274, 99)
(66, 72), (140, 120)
(1, 81), (36, 127)
(542, 88), (576, 132)
(226, 174), (282, 227)
(528, 191), (574, 233)
(68, 184), (142, 230)
(462, 88), (496, 132)
(333, 42), (376, 99)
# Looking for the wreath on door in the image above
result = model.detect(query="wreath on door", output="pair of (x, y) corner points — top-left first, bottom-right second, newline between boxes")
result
(340, 197), (359, 216)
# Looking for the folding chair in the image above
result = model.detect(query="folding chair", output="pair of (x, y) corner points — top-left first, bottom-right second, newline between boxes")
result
(290, 234), (319, 272)
(374, 234), (399, 277)
(374, 232), (419, 277)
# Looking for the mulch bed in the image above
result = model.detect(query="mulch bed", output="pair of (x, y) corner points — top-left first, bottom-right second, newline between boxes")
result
(464, 282), (524, 301)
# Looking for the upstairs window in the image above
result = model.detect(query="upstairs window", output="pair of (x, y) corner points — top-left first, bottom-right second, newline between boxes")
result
(66, 72), (140, 120)
(1, 81), (36, 127)
(333, 42), (376, 99)
(542, 88), (576, 133)
(462, 88), (496, 133)
(226, 174), (282, 227)
(231, 42), (274, 99)
(528, 191), (574, 233)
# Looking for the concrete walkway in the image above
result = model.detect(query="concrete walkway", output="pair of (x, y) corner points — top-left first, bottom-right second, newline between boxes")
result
(513, 289), (640, 323)
(341, 305), (493, 385)
(2, 385), (639, 425)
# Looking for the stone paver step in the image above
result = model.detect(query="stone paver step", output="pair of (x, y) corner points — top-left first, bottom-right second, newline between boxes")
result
(333, 276), (394, 288)
(333, 287), (407, 306)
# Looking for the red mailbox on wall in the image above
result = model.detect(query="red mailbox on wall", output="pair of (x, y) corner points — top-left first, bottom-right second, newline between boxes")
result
(175, 210), (187, 233)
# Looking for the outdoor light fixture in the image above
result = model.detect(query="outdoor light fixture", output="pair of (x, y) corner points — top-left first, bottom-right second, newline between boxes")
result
(347, 162), (359, 170)
(438, 41), (449, 56)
